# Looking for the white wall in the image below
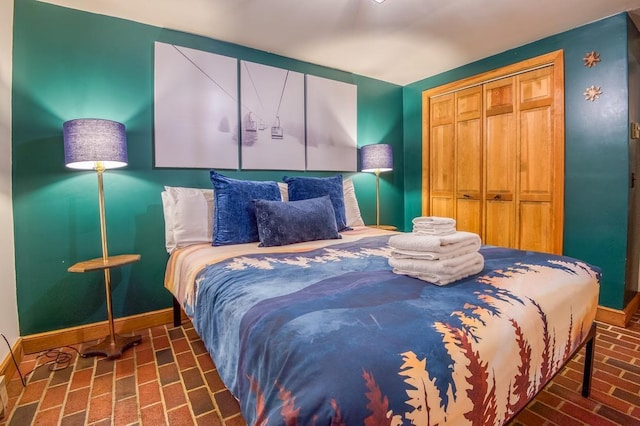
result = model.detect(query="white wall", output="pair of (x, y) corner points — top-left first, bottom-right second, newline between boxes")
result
(0, 0), (19, 362)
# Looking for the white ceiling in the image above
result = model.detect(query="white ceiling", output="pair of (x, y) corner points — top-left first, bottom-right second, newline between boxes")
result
(40, 0), (640, 85)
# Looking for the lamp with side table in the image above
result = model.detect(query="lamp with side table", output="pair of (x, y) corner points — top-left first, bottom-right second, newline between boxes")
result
(63, 118), (141, 360)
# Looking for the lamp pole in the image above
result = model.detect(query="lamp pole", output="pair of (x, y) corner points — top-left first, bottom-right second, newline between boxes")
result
(375, 169), (381, 228)
(95, 162), (117, 347)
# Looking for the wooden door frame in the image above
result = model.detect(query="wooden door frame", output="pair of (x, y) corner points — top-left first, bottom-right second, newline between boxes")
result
(422, 49), (565, 252)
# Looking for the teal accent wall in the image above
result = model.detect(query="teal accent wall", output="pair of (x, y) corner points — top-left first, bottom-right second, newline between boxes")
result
(403, 14), (631, 309)
(12, 0), (403, 334)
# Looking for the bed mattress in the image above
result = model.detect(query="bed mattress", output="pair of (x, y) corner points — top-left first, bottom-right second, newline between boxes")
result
(165, 227), (600, 425)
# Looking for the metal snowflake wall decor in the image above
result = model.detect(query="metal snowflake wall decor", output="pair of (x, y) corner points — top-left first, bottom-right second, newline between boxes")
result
(584, 85), (602, 102)
(583, 51), (601, 67)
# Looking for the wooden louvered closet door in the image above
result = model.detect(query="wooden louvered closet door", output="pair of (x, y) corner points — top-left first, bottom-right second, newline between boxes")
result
(422, 51), (564, 254)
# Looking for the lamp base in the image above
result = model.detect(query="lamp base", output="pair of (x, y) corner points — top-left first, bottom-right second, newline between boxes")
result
(81, 333), (142, 360)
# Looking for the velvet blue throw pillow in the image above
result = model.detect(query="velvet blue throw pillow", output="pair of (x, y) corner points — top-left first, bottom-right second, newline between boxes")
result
(254, 196), (341, 247)
(283, 175), (349, 231)
(210, 171), (281, 246)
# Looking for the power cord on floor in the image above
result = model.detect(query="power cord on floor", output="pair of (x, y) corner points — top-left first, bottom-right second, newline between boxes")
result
(1, 333), (80, 388)
(1, 333), (25, 387)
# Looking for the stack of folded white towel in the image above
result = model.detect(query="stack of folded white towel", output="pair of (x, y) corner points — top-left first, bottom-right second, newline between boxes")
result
(388, 216), (484, 285)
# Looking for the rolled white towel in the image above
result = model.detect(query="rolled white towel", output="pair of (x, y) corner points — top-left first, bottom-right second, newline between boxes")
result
(412, 216), (456, 226)
(388, 231), (481, 254)
(390, 253), (484, 286)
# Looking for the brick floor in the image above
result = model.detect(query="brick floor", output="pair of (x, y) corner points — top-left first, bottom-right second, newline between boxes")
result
(1, 312), (638, 425)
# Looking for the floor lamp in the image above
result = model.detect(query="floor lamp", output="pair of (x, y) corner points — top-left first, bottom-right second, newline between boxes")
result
(361, 144), (393, 228)
(64, 118), (141, 359)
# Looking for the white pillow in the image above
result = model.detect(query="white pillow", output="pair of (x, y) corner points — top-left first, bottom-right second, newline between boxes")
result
(161, 191), (177, 253)
(162, 186), (214, 253)
(342, 178), (365, 227)
(277, 177), (364, 227)
(278, 181), (288, 201)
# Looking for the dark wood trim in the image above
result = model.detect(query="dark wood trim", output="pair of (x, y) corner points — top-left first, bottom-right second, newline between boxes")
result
(596, 292), (640, 327)
(21, 308), (174, 354)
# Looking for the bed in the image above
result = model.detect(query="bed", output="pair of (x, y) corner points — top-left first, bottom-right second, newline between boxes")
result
(162, 175), (600, 425)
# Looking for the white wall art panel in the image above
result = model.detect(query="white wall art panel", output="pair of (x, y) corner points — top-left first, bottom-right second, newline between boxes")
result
(240, 61), (305, 170)
(306, 75), (357, 171)
(154, 42), (238, 168)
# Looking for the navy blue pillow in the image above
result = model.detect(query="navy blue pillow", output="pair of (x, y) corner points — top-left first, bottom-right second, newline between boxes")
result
(254, 196), (341, 247)
(210, 171), (281, 246)
(283, 175), (349, 231)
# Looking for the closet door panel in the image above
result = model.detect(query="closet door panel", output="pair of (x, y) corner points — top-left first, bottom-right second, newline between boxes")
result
(520, 107), (553, 201)
(456, 199), (482, 234)
(430, 124), (454, 193)
(431, 94), (453, 126)
(485, 114), (515, 196)
(519, 202), (552, 253)
(518, 68), (554, 202)
(485, 201), (514, 247)
(430, 95), (455, 216)
(485, 78), (516, 199)
(456, 86), (482, 121)
(431, 197), (454, 219)
(456, 119), (482, 234)
(430, 124), (454, 211)
(456, 88), (482, 196)
(519, 67), (553, 108)
(486, 79), (514, 116)
(517, 67), (557, 253)
(485, 78), (516, 245)
(456, 119), (482, 195)
(455, 87), (483, 235)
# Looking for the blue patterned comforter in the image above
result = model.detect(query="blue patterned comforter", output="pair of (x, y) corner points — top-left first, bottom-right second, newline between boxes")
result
(181, 232), (600, 425)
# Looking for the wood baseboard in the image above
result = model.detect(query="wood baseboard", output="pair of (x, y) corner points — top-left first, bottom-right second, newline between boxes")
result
(0, 337), (24, 383)
(1, 307), (183, 381)
(596, 292), (640, 327)
(21, 307), (176, 355)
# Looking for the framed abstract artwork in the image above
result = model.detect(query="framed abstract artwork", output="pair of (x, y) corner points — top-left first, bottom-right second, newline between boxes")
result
(153, 43), (358, 172)
(154, 42), (239, 169)
(305, 75), (357, 172)
(240, 61), (305, 170)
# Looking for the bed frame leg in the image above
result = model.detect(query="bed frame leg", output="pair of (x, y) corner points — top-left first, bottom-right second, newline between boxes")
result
(173, 297), (182, 327)
(581, 323), (597, 397)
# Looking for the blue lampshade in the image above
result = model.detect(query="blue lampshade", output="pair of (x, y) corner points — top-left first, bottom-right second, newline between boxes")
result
(63, 119), (128, 170)
(361, 144), (393, 173)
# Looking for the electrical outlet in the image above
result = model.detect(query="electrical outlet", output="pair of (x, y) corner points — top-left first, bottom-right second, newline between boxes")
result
(0, 375), (7, 420)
